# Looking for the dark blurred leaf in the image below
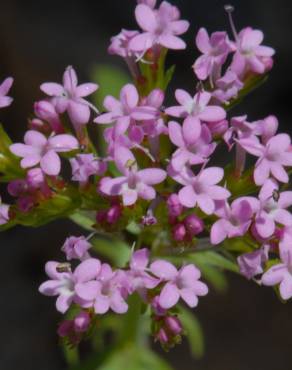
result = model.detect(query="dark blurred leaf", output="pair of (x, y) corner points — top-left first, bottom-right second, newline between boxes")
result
(224, 73), (268, 111)
(179, 306), (204, 359)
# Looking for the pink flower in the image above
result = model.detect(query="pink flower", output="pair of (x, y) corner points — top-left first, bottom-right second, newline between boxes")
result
(139, 89), (167, 138)
(165, 90), (226, 122)
(231, 27), (275, 77)
(128, 249), (159, 293)
(193, 28), (232, 81)
(210, 198), (254, 245)
(212, 70), (243, 104)
(94, 84), (157, 134)
(238, 133), (292, 185)
(61, 236), (92, 261)
(40, 66), (98, 128)
(129, 2), (189, 51)
(150, 261), (208, 309)
(70, 154), (106, 183)
(262, 245), (292, 300)
(238, 245), (269, 280)
(39, 259), (101, 313)
(137, 0), (157, 8)
(168, 118), (216, 170)
(109, 29), (140, 58)
(254, 179), (292, 239)
(10, 130), (79, 176)
(0, 197), (9, 225)
(100, 147), (166, 206)
(75, 263), (129, 314)
(170, 166), (231, 215)
(34, 100), (64, 134)
(0, 77), (13, 108)
(224, 115), (262, 149)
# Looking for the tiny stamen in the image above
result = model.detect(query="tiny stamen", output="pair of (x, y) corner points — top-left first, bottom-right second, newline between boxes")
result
(224, 4), (238, 41)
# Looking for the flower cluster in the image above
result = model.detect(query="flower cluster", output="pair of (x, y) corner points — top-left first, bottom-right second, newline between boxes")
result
(0, 0), (290, 355)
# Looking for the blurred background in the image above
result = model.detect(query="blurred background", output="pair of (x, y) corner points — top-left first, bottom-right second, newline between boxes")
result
(1, 0), (292, 369)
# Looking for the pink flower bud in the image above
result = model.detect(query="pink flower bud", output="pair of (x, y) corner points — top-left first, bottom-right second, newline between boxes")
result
(184, 214), (204, 236)
(74, 311), (90, 333)
(57, 320), (74, 337)
(157, 328), (169, 344)
(8, 179), (27, 197)
(17, 195), (34, 212)
(165, 316), (182, 335)
(172, 223), (186, 241)
(167, 194), (183, 217)
(30, 118), (45, 130)
(106, 204), (122, 224)
(207, 120), (228, 137)
(26, 168), (45, 189)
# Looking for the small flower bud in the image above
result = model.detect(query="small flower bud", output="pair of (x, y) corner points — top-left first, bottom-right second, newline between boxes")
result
(167, 194), (183, 218)
(172, 223), (187, 242)
(74, 311), (90, 333)
(165, 316), (182, 336)
(207, 120), (228, 137)
(26, 168), (45, 189)
(106, 204), (122, 224)
(57, 320), (74, 337)
(184, 214), (204, 236)
(8, 179), (27, 197)
(157, 328), (169, 344)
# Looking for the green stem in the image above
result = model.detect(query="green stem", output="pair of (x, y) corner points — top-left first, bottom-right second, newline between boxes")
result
(116, 293), (144, 346)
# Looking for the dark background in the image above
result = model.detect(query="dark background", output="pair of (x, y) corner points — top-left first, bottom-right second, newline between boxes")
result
(1, 1), (292, 369)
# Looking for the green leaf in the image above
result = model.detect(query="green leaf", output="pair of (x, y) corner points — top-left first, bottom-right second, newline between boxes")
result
(91, 235), (131, 267)
(179, 306), (204, 359)
(224, 73), (268, 111)
(163, 65), (175, 90)
(70, 211), (96, 231)
(1, 187), (82, 231)
(98, 345), (174, 370)
(198, 265), (228, 293)
(92, 64), (130, 110)
(0, 124), (25, 181)
(189, 250), (239, 273)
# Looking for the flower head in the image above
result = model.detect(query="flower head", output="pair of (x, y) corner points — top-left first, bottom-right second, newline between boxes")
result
(238, 133), (292, 185)
(130, 1), (189, 52)
(10, 130), (79, 176)
(100, 147), (166, 206)
(166, 90), (226, 122)
(231, 27), (275, 77)
(170, 166), (230, 215)
(150, 261), (208, 309)
(39, 259), (101, 313)
(193, 28), (232, 81)
(40, 66), (98, 129)
(210, 198), (255, 244)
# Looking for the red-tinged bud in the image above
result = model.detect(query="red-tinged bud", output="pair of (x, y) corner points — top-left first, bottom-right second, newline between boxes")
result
(172, 223), (186, 241)
(165, 316), (183, 336)
(184, 214), (204, 236)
